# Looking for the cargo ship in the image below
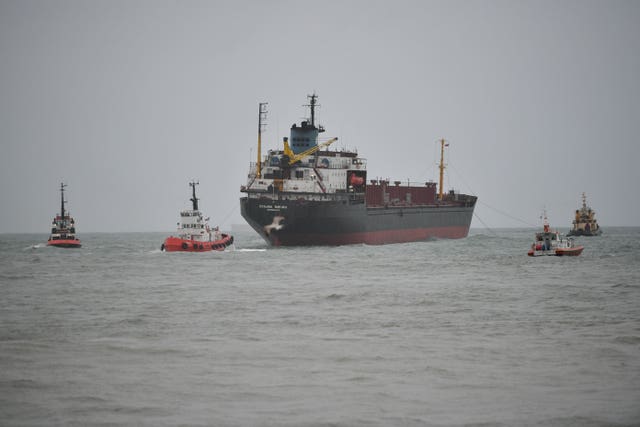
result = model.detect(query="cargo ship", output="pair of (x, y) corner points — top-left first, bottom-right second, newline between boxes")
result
(240, 95), (477, 246)
(47, 183), (81, 248)
(567, 192), (601, 236)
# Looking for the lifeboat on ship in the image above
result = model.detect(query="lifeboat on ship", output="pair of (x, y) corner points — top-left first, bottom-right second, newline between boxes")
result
(161, 181), (234, 252)
(47, 183), (81, 248)
(528, 211), (583, 257)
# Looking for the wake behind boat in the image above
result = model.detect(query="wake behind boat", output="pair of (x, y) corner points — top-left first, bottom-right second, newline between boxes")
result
(47, 183), (81, 248)
(161, 181), (233, 252)
(528, 212), (583, 257)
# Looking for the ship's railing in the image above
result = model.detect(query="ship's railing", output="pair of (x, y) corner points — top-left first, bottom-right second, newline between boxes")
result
(367, 179), (437, 188)
(349, 193), (365, 204)
(247, 162), (257, 176)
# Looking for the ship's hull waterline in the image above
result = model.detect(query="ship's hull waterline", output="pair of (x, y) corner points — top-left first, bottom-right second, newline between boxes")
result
(47, 239), (82, 248)
(162, 235), (233, 252)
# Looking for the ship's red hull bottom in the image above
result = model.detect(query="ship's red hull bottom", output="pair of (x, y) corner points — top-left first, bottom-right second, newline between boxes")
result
(47, 239), (82, 248)
(162, 234), (234, 252)
(269, 226), (470, 246)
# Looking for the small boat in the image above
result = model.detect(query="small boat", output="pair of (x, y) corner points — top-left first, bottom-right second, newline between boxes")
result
(47, 183), (81, 248)
(161, 181), (234, 252)
(528, 212), (583, 257)
(567, 192), (602, 236)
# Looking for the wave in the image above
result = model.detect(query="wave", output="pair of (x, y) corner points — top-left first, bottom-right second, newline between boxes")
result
(24, 243), (45, 250)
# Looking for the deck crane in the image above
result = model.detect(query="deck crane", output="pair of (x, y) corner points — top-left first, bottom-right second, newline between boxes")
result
(282, 137), (338, 166)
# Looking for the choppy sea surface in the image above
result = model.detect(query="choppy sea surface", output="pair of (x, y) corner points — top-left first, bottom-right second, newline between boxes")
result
(1, 227), (639, 427)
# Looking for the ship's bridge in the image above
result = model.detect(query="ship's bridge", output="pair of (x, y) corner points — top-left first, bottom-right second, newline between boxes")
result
(288, 93), (325, 155)
(289, 121), (321, 154)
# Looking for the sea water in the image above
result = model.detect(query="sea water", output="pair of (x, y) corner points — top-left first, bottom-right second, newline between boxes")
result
(1, 228), (639, 426)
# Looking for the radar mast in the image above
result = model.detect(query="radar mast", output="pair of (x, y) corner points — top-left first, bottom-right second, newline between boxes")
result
(438, 139), (448, 200)
(257, 102), (268, 178)
(189, 180), (199, 211)
(59, 182), (67, 218)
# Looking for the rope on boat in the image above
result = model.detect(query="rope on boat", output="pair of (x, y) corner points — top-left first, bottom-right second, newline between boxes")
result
(446, 162), (537, 231)
(477, 200), (537, 228)
(473, 211), (499, 236)
(215, 204), (239, 231)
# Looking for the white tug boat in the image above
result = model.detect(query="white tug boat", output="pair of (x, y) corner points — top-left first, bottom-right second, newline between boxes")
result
(47, 183), (81, 248)
(161, 181), (233, 252)
(528, 211), (583, 257)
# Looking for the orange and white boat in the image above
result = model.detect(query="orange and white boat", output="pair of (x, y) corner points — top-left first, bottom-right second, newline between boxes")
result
(47, 183), (81, 248)
(528, 212), (583, 257)
(161, 181), (234, 252)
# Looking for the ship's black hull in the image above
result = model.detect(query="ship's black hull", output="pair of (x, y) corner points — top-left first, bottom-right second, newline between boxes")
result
(240, 194), (476, 246)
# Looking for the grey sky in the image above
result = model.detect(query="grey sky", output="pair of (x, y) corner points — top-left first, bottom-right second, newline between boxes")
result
(1, 0), (639, 233)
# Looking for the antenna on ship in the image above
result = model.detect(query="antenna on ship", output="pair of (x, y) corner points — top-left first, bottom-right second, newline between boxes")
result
(304, 93), (324, 132)
(257, 102), (268, 178)
(189, 180), (199, 211)
(438, 139), (449, 200)
(308, 94), (317, 127)
(59, 182), (67, 218)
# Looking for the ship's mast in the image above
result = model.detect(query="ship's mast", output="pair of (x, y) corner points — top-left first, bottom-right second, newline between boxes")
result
(438, 139), (448, 200)
(257, 102), (268, 178)
(59, 182), (67, 218)
(190, 180), (199, 211)
(308, 94), (317, 127)
(542, 209), (550, 233)
(303, 93), (325, 132)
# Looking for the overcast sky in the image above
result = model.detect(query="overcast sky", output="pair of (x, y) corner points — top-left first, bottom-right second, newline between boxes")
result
(1, 0), (639, 233)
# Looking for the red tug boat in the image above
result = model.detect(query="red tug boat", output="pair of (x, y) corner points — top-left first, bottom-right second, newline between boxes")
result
(161, 181), (234, 252)
(47, 183), (81, 248)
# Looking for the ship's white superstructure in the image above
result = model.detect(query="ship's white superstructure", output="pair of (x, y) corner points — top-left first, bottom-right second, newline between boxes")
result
(176, 209), (220, 242)
(174, 181), (220, 243)
(242, 147), (367, 201)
